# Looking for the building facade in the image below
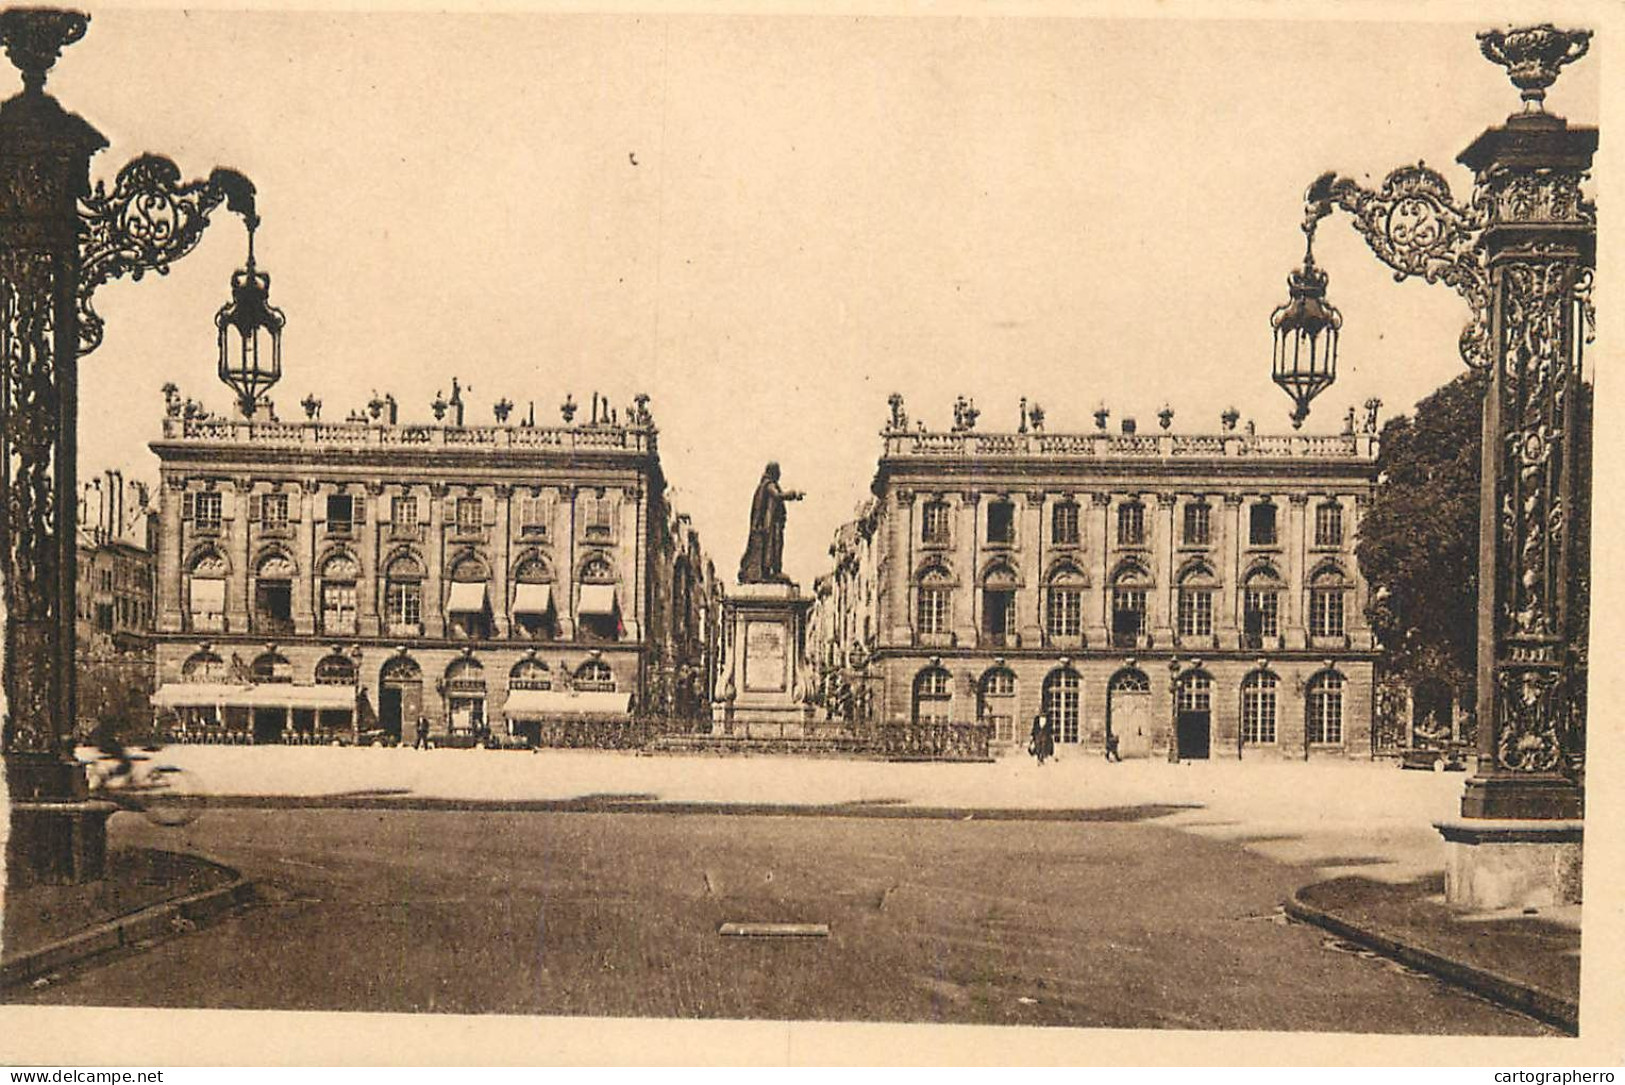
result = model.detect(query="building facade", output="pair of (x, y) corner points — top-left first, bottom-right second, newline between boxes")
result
(149, 390), (716, 745)
(807, 400), (1383, 760)
(75, 472), (158, 739)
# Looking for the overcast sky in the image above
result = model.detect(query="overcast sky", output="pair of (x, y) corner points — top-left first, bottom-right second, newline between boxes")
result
(49, 9), (1600, 585)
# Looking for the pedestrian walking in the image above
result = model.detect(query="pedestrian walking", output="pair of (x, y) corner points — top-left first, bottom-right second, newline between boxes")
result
(1029, 712), (1054, 766)
(1105, 731), (1122, 762)
(414, 715), (431, 750)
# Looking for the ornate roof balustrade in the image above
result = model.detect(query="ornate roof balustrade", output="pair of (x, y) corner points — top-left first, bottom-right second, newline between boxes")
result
(159, 415), (655, 455)
(880, 429), (1377, 461)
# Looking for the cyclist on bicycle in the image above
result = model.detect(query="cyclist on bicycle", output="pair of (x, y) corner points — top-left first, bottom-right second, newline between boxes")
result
(91, 717), (133, 780)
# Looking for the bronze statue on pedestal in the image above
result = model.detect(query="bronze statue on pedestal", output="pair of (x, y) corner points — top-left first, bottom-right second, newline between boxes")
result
(738, 462), (803, 585)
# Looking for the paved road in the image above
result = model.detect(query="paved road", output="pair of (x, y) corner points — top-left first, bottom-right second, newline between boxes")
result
(11, 807), (1551, 1034)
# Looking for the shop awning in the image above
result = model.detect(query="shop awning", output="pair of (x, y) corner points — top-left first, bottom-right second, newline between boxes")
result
(503, 688), (631, 718)
(446, 581), (489, 613)
(189, 579), (226, 613)
(577, 584), (618, 616)
(152, 682), (250, 708)
(512, 583), (554, 615)
(152, 683), (356, 710)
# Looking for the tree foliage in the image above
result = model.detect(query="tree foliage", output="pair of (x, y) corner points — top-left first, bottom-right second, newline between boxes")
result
(1357, 371), (1593, 701)
(1357, 372), (1486, 697)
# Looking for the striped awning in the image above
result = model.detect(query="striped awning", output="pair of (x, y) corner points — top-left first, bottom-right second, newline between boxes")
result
(153, 683), (355, 710)
(503, 688), (630, 718)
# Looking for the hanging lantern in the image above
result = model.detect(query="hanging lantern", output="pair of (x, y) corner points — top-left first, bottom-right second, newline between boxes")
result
(216, 218), (285, 417)
(1270, 231), (1341, 429)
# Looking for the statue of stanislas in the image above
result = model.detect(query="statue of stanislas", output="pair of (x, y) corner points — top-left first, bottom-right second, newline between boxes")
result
(738, 461), (803, 584)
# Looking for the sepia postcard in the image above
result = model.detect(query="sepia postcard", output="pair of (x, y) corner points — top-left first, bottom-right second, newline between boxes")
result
(1, 0), (1622, 1068)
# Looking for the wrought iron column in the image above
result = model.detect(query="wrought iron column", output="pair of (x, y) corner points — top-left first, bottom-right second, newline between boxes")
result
(1303, 26), (1593, 826)
(0, 9), (102, 802)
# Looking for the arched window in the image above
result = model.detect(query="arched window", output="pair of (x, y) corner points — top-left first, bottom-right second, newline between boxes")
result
(981, 563), (1019, 646)
(978, 667), (1018, 743)
(916, 566), (953, 638)
(1241, 671), (1278, 745)
(913, 667), (953, 724)
(1242, 565), (1283, 648)
(1177, 562), (1216, 641)
(320, 552), (359, 636)
(250, 651), (293, 684)
(1308, 671), (1345, 745)
(447, 555), (493, 640)
(315, 655), (358, 686)
(1044, 668), (1082, 744)
(181, 650), (226, 682)
(253, 551), (296, 636)
(1309, 566), (1349, 639)
(577, 556), (621, 642)
(1046, 564), (1087, 642)
(384, 553), (425, 634)
(1111, 563), (1151, 648)
(512, 557), (557, 640)
(186, 549), (228, 633)
(580, 556), (616, 583)
(444, 658), (487, 735)
(575, 659), (615, 691)
(510, 657), (551, 690)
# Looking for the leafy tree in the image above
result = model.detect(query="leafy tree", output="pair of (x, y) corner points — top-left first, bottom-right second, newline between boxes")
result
(1358, 371), (1592, 718)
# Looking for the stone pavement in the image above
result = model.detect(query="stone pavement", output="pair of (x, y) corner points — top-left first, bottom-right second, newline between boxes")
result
(2, 745), (1582, 1025)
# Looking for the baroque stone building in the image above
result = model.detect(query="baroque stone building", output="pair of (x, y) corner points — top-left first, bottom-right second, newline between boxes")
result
(75, 471), (157, 738)
(807, 399), (1382, 760)
(149, 390), (716, 745)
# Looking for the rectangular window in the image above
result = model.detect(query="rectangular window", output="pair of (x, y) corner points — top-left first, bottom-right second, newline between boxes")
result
(1315, 502), (1344, 547)
(1310, 589), (1346, 638)
(1310, 681), (1344, 744)
(1178, 589), (1213, 638)
(321, 581), (358, 635)
(1117, 502), (1145, 546)
(583, 494), (615, 541)
(921, 501), (951, 545)
(327, 494), (354, 534)
(986, 501), (1015, 545)
(1051, 502), (1080, 546)
(392, 495), (419, 527)
(917, 587), (950, 635)
(261, 492), (289, 530)
(456, 497), (482, 534)
(1242, 682), (1278, 744)
(1046, 587), (1083, 639)
(1111, 588), (1145, 647)
(519, 496), (550, 536)
(254, 580), (294, 636)
(1183, 503), (1211, 546)
(194, 492), (223, 532)
(385, 581), (422, 628)
(982, 589), (1017, 644)
(1250, 503), (1277, 546)
(1243, 589), (1280, 644)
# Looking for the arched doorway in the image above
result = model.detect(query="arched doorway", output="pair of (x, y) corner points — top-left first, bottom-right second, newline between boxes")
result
(378, 655), (423, 741)
(977, 667), (1018, 748)
(1175, 671), (1212, 760)
(1043, 667), (1082, 745)
(1108, 669), (1152, 758)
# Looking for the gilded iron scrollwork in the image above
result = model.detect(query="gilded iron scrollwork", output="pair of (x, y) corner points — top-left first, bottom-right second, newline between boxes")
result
(76, 153), (257, 355)
(1305, 164), (1492, 369)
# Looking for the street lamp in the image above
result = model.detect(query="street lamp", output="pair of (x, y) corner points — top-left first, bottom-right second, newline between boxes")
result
(1269, 218), (1341, 428)
(1284, 24), (1594, 909)
(216, 216), (285, 418)
(0, 8), (262, 884)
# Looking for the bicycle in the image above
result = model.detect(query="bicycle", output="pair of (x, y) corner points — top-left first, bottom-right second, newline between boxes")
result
(83, 747), (207, 827)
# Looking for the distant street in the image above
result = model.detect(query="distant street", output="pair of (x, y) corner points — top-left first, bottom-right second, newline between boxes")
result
(12, 805), (1550, 1034)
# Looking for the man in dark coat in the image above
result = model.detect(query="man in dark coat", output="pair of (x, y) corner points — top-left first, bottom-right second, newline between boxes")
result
(1030, 713), (1054, 766)
(738, 462), (804, 583)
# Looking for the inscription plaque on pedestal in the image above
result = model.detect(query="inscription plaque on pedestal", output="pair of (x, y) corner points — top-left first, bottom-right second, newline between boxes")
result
(744, 620), (787, 692)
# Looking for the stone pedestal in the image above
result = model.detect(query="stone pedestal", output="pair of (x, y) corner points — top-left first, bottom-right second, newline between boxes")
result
(4, 755), (115, 886)
(1435, 819), (1583, 911)
(711, 581), (814, 739)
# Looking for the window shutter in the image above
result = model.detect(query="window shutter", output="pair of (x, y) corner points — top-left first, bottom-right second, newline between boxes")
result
(248, 494), (262, 523)
(182, 492), (194, 521)
(355, 496), (367, 524)
(483, 496), (496, 526)
(288, 489), (302, 521)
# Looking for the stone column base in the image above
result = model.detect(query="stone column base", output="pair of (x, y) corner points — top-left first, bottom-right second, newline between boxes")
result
(6, 801), (119, 887)
(1435, 818), (1583, 911)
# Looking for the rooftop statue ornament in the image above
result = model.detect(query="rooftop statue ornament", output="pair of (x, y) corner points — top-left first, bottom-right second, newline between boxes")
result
(1158, 404), (1175, 430)
(1221, 406), (1240, 431)
(886, 392), (907, 432)
(1477, 25), (1591, 114)
(738, 461), (804, 585)
(1095, 405), (1110, 431)
(301, 393), (321, 420)
(560, 394), (577, 423)
(493, 397), (513, 423)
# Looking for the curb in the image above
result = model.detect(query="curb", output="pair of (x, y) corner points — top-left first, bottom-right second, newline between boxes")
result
(1284, 886), (1579, 1035)
(1, 876), (257, 990)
